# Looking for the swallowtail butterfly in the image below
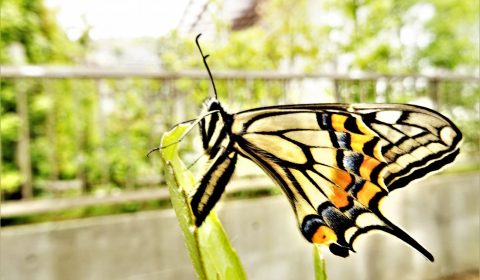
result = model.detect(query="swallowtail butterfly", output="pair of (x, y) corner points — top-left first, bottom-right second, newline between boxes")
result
(165, 34), (462, 261)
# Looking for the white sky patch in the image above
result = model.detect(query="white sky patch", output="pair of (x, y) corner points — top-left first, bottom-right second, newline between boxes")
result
(44, 0), (188, 40)
(401, 3), (435, 48)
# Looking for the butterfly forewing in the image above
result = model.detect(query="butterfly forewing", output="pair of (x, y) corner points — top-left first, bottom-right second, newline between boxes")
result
(190, 101), (462, 261)
(229, 103), (461, 260)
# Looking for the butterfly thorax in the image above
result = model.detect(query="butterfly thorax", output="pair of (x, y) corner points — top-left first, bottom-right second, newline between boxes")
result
(199, 98), (233, 158)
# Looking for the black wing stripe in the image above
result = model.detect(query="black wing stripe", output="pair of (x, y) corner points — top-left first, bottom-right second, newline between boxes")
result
(208, 127), (228, 159)
(316, 112), (332, 130)
(388, 148), (460, 191)
(199, 118), (208, 150)
(362, 137), (379, 159)
(286, 168), (316, 209)
(344, 115), (363, 134)
(384, 147), (459, 187)
(336, 149), (346, 170)
(348, 212), (434, 261)
(206, 113), (219, 142)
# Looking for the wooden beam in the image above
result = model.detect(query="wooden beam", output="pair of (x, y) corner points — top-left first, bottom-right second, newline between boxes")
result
(14, 81), (33, 199)
(0, 176), (273, 218)
(1, 65), (478, 82)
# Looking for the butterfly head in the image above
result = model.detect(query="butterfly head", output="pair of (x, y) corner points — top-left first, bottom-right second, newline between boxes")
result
(203, 97), (223, 113)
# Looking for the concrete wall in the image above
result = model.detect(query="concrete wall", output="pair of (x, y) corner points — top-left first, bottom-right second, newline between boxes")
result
(1, 173), (479, 280)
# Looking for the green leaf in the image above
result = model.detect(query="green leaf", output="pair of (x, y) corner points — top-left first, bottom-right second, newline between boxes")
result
(313, 245), (328, 280)
(159, 124), (247, 280)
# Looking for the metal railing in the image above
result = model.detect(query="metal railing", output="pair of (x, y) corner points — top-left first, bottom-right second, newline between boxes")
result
(1, 65), (478, 217)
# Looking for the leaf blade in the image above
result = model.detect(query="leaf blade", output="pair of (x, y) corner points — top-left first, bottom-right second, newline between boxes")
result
(159, 124), (246, 280)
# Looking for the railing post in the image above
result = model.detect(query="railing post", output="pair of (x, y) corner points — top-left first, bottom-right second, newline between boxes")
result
(375, 77), (387, 103)
(282, 79), (288, 103)
(71, 79), (88, 192)
(15, 80), (33, 199)
(226, 79), (234, 105)
(96, 79), (109, 186)
(333, 79), (341, 102)
(45, 80), (59, 181)
(246, 78), (254, 105)
(359, 80), (366, 102)
(173, 80), (185, 124)
(429, 78), (440, 110)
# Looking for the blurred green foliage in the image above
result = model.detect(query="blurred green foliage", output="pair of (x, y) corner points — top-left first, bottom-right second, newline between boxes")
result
(0, 0), (81, 64)
(1, 0), (76, 196)
(1, 0), (478, 201)
(158, 0), (479, 73)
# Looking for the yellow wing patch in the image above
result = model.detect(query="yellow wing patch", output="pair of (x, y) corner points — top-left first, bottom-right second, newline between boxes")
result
(246, 112), (318, 133)
(331, 114), (349, 132)
(357, 181), (382, 207)
(243, 133), (307, 164)
(284, 130), (334, 147)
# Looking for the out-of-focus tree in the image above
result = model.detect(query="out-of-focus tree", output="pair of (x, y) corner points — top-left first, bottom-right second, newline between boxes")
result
(0, 0), (80, 64)
(417, 0), (478, 70)
(159, 0), (478, 74)
(1, 1), (159, 199)
(1, 0), (85, 198)
(320, 0), (479, 73)
(157, 0), (478, 153)
(1, 0), (478, 201)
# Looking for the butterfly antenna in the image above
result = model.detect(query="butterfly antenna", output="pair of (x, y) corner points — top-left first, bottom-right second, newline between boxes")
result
(195, 33), (218, 99)
(146, 147), (160, 158)
(146, 109), (221, 156)
(187, 154), (204, 170)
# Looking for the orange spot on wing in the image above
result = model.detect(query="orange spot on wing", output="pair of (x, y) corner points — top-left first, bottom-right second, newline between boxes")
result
(329, 188), (350, 208)
(331, 169), (352, 190)
(359, 157), (382, 180)
(312, 225), (337, 244)
(357, 181), (381, 206)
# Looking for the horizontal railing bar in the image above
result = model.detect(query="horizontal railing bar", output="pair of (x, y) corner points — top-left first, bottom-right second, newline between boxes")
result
(0, 176), (273, 218)
(1, 65), (479, 82)
(1, 188), (169, 218)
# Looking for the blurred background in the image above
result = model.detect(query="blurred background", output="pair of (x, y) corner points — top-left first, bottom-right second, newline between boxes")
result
(1, 0), (479, 279)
